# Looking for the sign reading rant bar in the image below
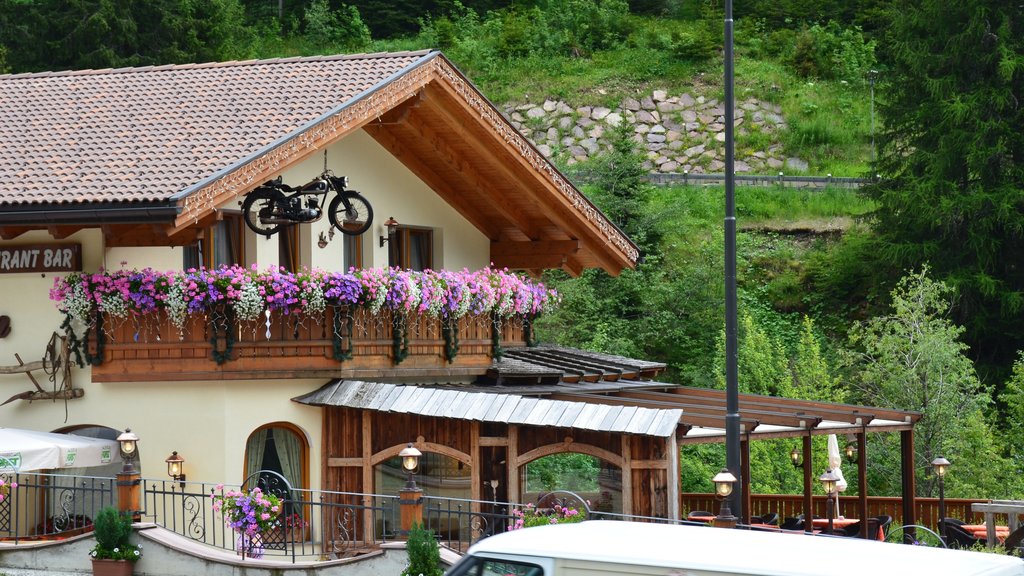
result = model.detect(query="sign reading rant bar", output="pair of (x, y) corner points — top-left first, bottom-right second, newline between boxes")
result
(0, 243), (82, 273)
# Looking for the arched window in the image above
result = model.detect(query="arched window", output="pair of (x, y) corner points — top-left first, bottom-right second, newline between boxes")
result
(374, 451), (470, 500)
(520, 453), (622, 513)
(244, 423), (308, 490)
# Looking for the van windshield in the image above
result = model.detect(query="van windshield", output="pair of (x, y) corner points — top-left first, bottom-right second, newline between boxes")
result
(446, 556), (544, 576)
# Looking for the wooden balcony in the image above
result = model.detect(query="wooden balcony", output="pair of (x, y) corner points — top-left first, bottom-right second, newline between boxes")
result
(88, 307), (527, 382)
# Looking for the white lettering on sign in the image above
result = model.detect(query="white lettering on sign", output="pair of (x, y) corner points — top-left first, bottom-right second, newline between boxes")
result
(0, 244), (81, 273)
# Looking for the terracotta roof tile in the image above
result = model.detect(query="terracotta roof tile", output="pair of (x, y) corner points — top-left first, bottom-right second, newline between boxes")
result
(0, 51), (432, 206)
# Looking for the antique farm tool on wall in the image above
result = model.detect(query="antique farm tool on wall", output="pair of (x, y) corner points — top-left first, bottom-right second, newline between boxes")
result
(1, 332), (82, 412)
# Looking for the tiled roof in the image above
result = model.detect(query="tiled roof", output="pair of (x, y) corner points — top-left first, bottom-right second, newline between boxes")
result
(0, 51), (432, 206)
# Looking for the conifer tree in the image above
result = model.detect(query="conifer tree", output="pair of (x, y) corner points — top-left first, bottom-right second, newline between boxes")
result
(868, 0), (1024, 375)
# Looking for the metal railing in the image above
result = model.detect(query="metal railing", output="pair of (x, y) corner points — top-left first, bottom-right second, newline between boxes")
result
(140, 477), (401, 562)
(0, 471), (115, 543)
(4, 472), (971, 561)
(567, 170), (876, 189)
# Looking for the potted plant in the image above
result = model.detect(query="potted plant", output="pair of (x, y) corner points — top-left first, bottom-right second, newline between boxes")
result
(211, 484), (281, 559)
(88, 506), (142, 576)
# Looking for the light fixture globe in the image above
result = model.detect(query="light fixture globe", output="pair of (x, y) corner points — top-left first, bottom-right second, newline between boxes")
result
(165, 451), (184, 478)
(399, 443), (422, 473)
(789, 447), (802, 468)
(819, 469), (840, 495)
(844, 441), (858, 463)
(117, 428), (139, 458)
(931, 456), (950, 478)
(712, 468), (737, 498)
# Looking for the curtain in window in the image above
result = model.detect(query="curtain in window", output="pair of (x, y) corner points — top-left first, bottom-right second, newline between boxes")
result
(409, 230), (432, 271)
(245, 429), (269, 482)
(274, 429), (303, 489)
(213, 219), (240, 267)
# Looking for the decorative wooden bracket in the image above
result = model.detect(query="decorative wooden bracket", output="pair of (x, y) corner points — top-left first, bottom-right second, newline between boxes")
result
(0, 332), (82, 405)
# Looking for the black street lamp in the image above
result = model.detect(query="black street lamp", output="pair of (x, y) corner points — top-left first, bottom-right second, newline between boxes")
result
(723, 0), (742, 523)
(932, 456), (950, 544)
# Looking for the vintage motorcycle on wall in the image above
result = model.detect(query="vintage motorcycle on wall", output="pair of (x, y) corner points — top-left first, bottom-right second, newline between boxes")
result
(241, 170), (373, 237)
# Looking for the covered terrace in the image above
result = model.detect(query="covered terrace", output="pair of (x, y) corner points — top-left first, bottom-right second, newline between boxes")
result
(295, 346), (921, 537)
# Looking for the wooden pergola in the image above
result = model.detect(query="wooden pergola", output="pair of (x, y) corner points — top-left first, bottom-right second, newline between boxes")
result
(295, 346), (921, 536)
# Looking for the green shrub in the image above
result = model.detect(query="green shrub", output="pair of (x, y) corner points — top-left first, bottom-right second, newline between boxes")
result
(402, 523), (442, 576)
(788, 21), (875, 81)
(90, 506), (142, 563)
(302, 0), (370, 50)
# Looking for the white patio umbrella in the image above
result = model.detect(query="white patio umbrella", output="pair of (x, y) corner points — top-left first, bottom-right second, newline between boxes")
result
(0, 428), (121, 472)
(826, 434), (848, 517)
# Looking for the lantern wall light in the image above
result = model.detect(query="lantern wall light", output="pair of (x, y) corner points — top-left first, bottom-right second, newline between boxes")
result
(789, 447), (802, 468)
(165, 451), (186, 488)
(379, 217), (400, 247)
(844, 441), (858, 464)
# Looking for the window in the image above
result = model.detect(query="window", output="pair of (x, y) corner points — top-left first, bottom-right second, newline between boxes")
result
(447, 556), (545, 576)
(184, 213), (245, 269)
(244, 423), (308, 491)
(343, 233), (362, 270)
(389, 227), (433, 271)
(279, 225), (299, 273)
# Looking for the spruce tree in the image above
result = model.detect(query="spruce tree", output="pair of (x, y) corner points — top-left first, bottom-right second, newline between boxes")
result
(867, 0), (1024, 377)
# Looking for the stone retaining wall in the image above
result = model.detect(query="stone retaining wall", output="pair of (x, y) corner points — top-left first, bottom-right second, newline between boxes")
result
(503, 90), (809, 174)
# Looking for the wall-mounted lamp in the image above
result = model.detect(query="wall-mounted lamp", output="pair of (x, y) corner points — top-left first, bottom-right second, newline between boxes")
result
(844, 441), (858, 464)
(117, 428), (139, 474)
(399, 442), (422, 491)
(789, 447), (802, 468)
(379, 217), (400, 247)
(165, 451), (186, 488)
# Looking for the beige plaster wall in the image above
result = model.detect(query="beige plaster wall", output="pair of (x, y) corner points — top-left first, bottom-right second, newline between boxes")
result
(0, 127), (491, 492)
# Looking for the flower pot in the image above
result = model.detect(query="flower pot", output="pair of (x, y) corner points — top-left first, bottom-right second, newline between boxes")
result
(91, 558), (133, 576)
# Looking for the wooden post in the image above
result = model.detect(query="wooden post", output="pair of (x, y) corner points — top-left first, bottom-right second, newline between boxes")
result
(399, 487), (424, 537)
(116, 470), (140, 521)
(857, 430), (868, 538)
(740, 436), (751, 525)
(666, 432), (679, 521)
(802, 435), (813, 532)
(901, 430), (916, 537)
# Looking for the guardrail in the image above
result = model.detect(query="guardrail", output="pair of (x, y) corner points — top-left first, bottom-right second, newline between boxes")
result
(567, 170), (877, 189)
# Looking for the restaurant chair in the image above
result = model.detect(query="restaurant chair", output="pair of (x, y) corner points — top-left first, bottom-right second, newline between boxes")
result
(872, 515), (893, 539)
(756, 512), (778, 526)
(941, 521), (982, 549)
(1003, 525), (1024, 557)
(779, 517), (803, 531)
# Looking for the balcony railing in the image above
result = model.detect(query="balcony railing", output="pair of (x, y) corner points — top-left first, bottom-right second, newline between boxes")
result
(87, 307), (528, 382)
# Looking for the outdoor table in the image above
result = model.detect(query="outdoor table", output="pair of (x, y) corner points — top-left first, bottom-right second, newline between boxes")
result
(811, 518), (884, 540)
(961, 524), (1009, 543)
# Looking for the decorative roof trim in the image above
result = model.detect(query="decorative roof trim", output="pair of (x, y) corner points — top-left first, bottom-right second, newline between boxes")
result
(427, 55), (638, 264)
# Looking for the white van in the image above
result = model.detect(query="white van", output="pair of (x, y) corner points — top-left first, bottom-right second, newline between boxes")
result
(445, 521), (1024, 576)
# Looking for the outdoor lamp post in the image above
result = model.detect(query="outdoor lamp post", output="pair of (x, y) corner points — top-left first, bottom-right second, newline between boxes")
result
(712, 468), (738, 528)
(932, 456), (950, 544)
(165, 451), (186, 488)
(115, 428), (141, 518)
(820, 469), (840, 535)
(398, 442), (423, 538)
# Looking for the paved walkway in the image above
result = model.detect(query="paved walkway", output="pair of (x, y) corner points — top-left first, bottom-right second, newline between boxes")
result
(2, 566), (270, 576)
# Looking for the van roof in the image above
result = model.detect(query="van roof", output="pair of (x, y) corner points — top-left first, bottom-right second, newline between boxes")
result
(465, 521), (1024, 576)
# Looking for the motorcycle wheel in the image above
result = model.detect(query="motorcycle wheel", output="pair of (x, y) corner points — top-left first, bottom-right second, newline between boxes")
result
(328, 191), (373, 236)
(242, 187), (286, 237)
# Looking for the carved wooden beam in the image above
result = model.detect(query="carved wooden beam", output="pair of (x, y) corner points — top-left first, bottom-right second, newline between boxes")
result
(0, 226), (34, 240)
